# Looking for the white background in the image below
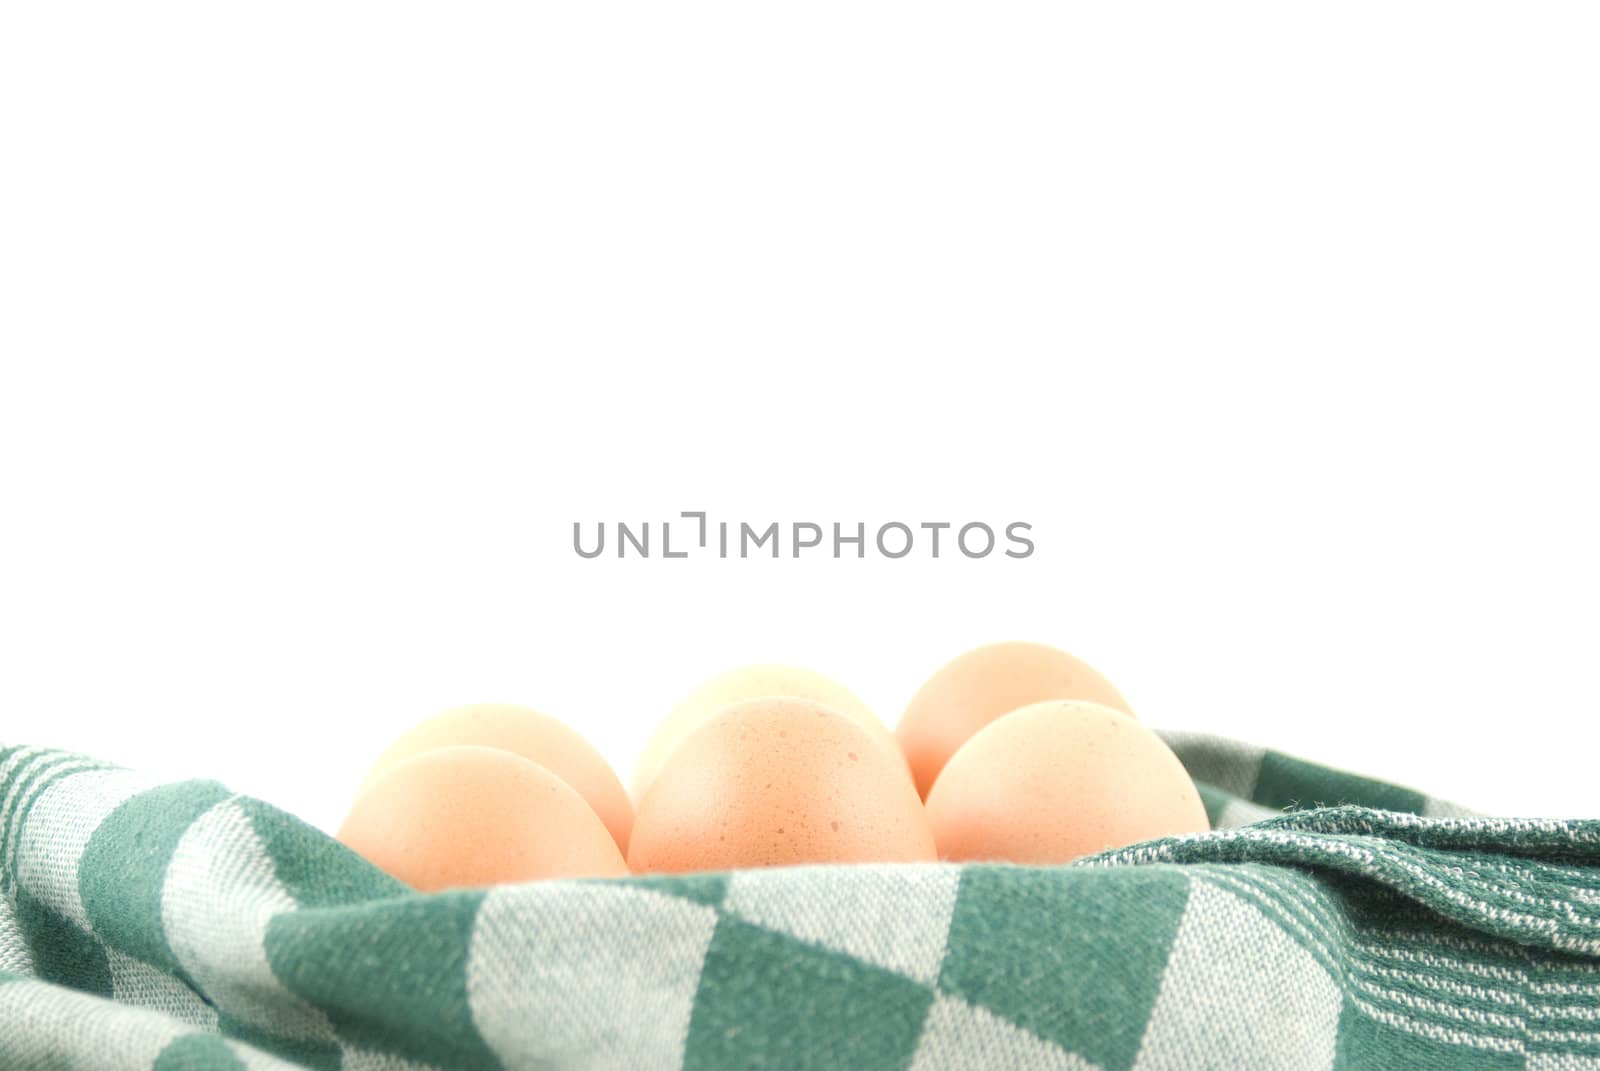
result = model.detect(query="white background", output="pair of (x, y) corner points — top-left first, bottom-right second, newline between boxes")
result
(3, 4), (1596, 832)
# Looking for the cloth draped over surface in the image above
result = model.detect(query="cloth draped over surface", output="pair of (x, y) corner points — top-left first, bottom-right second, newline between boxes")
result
(1, 735), (1595, 1070)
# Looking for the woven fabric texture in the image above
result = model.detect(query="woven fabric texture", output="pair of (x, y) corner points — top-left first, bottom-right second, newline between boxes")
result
(1, 735), (1595, 1070)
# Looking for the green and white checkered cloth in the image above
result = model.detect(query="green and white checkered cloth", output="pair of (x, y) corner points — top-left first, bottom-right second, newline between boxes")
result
(2, 735), (1596, 1070)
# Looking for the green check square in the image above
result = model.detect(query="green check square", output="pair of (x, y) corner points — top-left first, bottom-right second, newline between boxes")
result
(265, 889), (500, 1071)
(683, 914), (934, 1071)
(939, 864), (1190, 1071)
(1255, 752), (1427, 814)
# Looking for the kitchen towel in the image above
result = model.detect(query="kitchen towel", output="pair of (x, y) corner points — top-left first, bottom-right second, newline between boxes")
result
(1, 735), (1595, 1070)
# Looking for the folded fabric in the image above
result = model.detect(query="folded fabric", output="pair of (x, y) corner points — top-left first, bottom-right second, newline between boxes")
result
(1, 735), (1595, 1071)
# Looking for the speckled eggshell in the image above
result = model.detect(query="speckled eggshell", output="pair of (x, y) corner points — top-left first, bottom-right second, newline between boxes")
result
(630, 664), (905, 802)
(628, 697), (936, 874)
(357, 703), (633, 853)
(339, 745), (628, 891)
(924, 700), (1207, 864)
(896, 641), (1135, 798)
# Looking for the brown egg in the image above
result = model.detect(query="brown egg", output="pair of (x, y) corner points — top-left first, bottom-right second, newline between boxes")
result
(896, 641), (1134, 798)
(628, 697), (936, 873)
(358, 703), (633, 853)
(630, 664), (905, 802)
(339, 745), (628, 891)
(924, 701), (1208, 864)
